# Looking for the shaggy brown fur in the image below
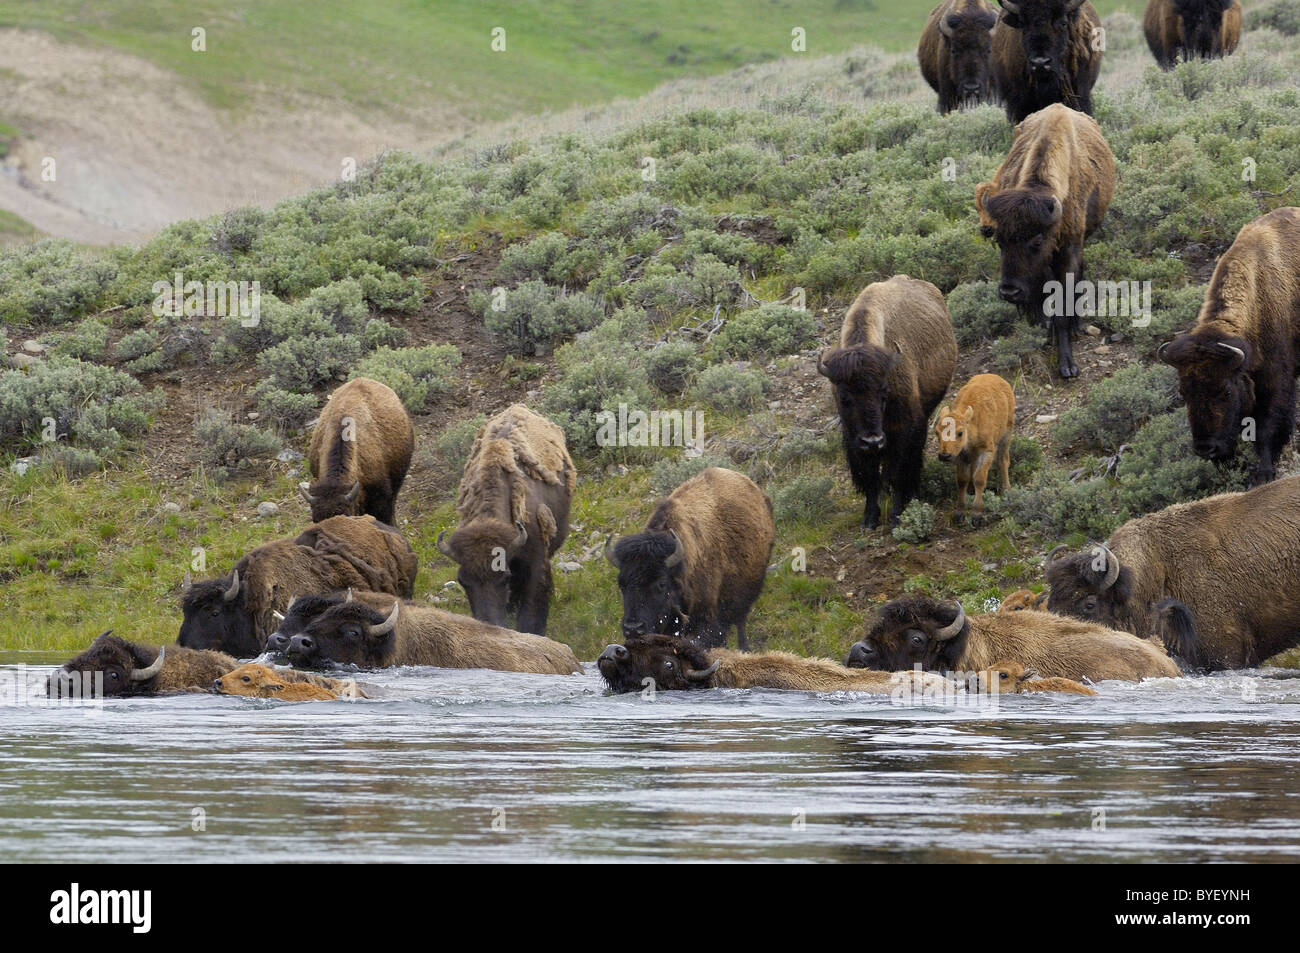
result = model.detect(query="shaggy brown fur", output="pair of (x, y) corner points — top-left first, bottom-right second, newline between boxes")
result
(977, 661), (1099, 695)
(608, 467), (775, 650)
(1144, 0), (1241, 69)
(1046, 475), (1300, 670)
(934, 373), (1015, 517)
(49, 632), (237, 697)
(597, 634), (955, 695)
(975, 103), (1116, 378)
(820, 275), (958, 529)
(438, 405), (576, 635)
(1159, 207), (1300, 487)
(998, 588), (1049, 612)
(214, 663), (361, 701)
(284, 592), (582, 674)
(848, 597), (1181, 681)
(990, 0), (1103, 122)
(178, 515), (419, 656)
(918, 0), (999, 113)
(304, 377), (415, 525)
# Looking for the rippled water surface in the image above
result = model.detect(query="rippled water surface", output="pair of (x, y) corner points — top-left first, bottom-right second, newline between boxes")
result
(3, 651), (1299, 862)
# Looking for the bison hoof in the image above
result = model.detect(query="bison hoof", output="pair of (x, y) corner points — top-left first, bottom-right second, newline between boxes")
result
(1058, 361), (1079, 379)
(969, 512), (986, 528)
(1248, 469), (1275, 488)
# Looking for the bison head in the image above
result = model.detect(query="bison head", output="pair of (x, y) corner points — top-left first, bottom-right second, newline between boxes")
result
(214, 663), (290, 698)
(597, 634), (720, 693)
(941, 6), (999, 102)
(47, 631), (167, 698)
(298, 480), (361, 522)
(846, 596), (970, 672)
(264, 591), (353, 657)
(605, 530), (690, 637)
(934, 404), (975, 461)
(998, 588), (1048, 612)
(1044, 543), (1133, 627)
(437, 520), (528, 627)
(1158, 332), (1253, 463)
(998, 0), (1087, 79)
(177, 569), (261, 657)
(819, 345), (902, 452)
(286, 600), (399, 667)
(979, 186), (1064, 308)
(1173, 0), (1233, 58)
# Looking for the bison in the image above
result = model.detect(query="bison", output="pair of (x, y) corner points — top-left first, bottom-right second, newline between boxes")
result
(596, 634), (955, 695)
(283, 592), (582, 674)
(934, 373), (1016, 519)
(605, 466), (774, 650)
(846, 595), (1181, 681)
(436, 405), (575, 636)
(300, 377), (415, 525)
(178, 515), (418, 657)
(1045, 475), (1300, 670)
(1144, 0), (1241, 69)
(919, 0), (1000, 113)
(213, 663), (361, 701)
(975, 103), (1116, 378)
(48, 633), (234, 697)
(977, 661), (1099, 695)
(990, 0), (1103, 123)
(819, 275), (958, 529)
(1158, 207), (1300, 488)
(998, 588), (1049, 612)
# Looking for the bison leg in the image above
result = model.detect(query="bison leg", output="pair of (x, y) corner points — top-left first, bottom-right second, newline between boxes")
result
(996, 435), (1012, 493)
(860, 460), (882, 531)
(514, 560), (553, 635)
(888, 438), (926, 529)
(970, 451), (993, 514)
(1246, 380), (1295, 487)
(954, 458), (970, 513)
(735, 619), (749, 653)
(1055, 319), (1079, 379)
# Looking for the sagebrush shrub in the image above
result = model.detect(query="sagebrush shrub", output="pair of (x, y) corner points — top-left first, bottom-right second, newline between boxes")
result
(892, 500), (937, 544)
(1052, 363), (1179, 452)
(774, 474), (834, 523)
(194, 409), (281, 468)
(649, 454), (731, 497)
(471, 280), (605, 356)
(693, 363), (767, 414)
(712, 303), (820, 360)
(48, 318), (109, 360)
(646, 340), (700, 394)
(351, 344), (461, 411)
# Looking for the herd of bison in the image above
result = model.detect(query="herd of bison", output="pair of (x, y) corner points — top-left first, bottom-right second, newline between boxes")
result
(45, 0), (1300, 703)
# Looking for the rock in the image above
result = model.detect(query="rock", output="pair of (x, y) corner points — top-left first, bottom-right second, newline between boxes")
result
(257, 501), (278, 518)
(9, 456), (37, 476)
(276, 449), (303, 463)
(1035, 414), (1058, 424)
(442, 580), (460, 591)
(162, 502), (182, 514)
(768, 401), (781, 410)
(247, 412), (260, 421)
(1085, 325), (1102, 336)
(21, 339), (44, 354)
(556, 561), (582, 572)
(8, 353), (40, 370)
(981, 562), (997, 571)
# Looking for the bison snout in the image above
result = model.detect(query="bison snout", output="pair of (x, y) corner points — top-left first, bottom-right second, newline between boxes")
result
(621, 620), (647, 636)
(212, 678), (224, 692)
(998, 281), (1028, 304)
(1028, 56), (1053, 73)
(937, 452), (954, 463)
(287, 635), (315, 660)
(264, 632), (289, 655)
(846, 641), (877, 669)
(858, 433), (885, 451)
(599, 644), (629, 664)
(960, 80), (982, 95)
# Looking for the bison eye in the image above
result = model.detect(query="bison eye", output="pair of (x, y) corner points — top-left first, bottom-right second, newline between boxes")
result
(664, 660), (675, 671)
(1082, 596), (1098, 612)
(999, 671), (1008, 680)
(908, 630), (928, 649)
(107, 671), (119, 681)
(241, 675), (251, 683)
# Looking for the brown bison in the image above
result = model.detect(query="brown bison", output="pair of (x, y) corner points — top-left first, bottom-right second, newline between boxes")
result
(919, 0), (1000, 113)
(990, 0), (1103, 123)
(48, 633), (234, 697)
(846, 595), (1181, 681)
(300, 377), (414, 526)
(1144, 0), (1241, 69)
(597, 634), (954, 695)
(1045, 475), (1300, 670)
(605, 467), (774, 650)
(976, 661), (1099, 695)
(213, 663), (362, 701)
(975, 103), (1116, 378)
(282, 591), (582, 674)
(819, 275), (958, 529)
(177, 515), (418, 657)
(1158, 207), (1300, 488)
(437, 405), (575, 636)
(934, 373), (1016, 519)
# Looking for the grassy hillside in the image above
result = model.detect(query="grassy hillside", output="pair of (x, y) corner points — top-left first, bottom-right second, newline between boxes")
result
(1, 8), (1298, 662)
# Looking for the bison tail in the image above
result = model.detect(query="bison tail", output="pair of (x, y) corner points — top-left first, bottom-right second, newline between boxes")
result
(1153, 598), (1202, 671)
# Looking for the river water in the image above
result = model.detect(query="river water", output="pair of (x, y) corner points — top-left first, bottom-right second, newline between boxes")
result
(2, 651), (1298, 863)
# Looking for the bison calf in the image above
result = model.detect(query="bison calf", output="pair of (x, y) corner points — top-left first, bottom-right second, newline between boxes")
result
(1144, 0), (1241, 69)
(934, 373), (1015, 519)
(214, 664), (360, 701)
(1159, 207), (1300, 488)
(597, 634), (955, 696)
(919, 0), (1000, 113)
(300, 377), (415, 526)
(820, 275), (957, 529)
(48, 633), (236, 697)
(976, 104), (1115, 378)
(606, 466), (774, 650)
(977, 661), (1098, 695)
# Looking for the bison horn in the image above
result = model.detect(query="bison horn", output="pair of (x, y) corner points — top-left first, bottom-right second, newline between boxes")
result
(345, 588), (354, 603)
(816, 349), (830, 377)
(1066, 0), (1084, 10)
(436, 529), (455, 559)
(1098, 544), (1121, 590)
(604, 534), (622, 570)
(367, 601), (400, 637)
(511, 520), (528, 552)
(663, 531), (685, 569)
(182, 570), (192, 592)
(1047, 544), (1071, 564)
(286, 595), (299, 614)
(939, 14), (956, 37)
(999, 0), (1021, 12)
(223, 570), (240, 603)
(1156, 341), (1172, 364)
(684, 659), (721, 683)
(1216, 342), (1246, 369)
(272, 610), (285, 622)
(298, 485), (315, 505)
(129, 646), (166, 682)
(345, 481), (361, 503)
(935, 604), (966, 641)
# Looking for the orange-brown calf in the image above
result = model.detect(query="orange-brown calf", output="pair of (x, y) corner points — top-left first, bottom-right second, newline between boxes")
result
(213, 664), (356, 701)
(998, 589), (1048, 613)
(979, 662), (1098, 696)
(934, 373), (1015, 517)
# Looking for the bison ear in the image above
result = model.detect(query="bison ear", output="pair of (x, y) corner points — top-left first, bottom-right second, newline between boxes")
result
(1044, 196), (1063, 226)
(266, 681), (285, 692)
(816, 349), (831, 377)
(962, 406), (975, 422)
